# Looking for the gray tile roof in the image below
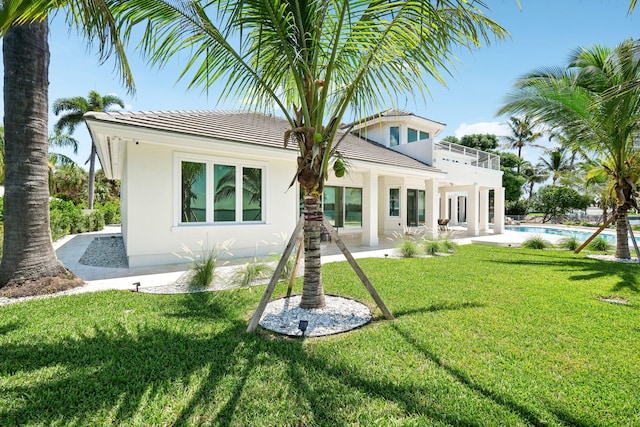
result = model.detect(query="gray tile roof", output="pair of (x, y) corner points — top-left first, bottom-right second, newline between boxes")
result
(85, 110), (442, 174)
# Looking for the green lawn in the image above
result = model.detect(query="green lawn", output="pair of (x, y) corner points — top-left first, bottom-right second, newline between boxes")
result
(1, 245), (638, 426)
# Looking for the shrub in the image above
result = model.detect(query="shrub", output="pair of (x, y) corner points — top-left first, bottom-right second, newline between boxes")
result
(439, 238), (458, 253)
(397, 240), (420, 258)
(521, 235), (554, 250)
(233, 260), (273, 287)
(586, 236), (613, 252)
(96, 200), (121, 224)
(558, 236), (581, 251)
(422, 239), (443, 255)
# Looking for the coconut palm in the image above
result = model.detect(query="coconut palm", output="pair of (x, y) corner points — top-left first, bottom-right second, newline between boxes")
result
(498, 39), (640, 259)
(501, 115), (544, 172)
(0, 3), (133, 287)
(48, 129), (79, 194)
(117, 0), (507, 309)
(538, 147), (570, 185)
(53, 91), (125, 209)
(521, 161), (549, 208)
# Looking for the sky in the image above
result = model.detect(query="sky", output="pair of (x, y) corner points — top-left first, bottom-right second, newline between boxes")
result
(0, 0), (639, 168)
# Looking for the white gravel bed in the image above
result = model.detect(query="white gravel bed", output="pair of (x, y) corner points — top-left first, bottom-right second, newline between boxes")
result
(259, 294), (372, 337)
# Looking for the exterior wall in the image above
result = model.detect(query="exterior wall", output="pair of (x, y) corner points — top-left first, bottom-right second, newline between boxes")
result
(122, 138), (299, 267)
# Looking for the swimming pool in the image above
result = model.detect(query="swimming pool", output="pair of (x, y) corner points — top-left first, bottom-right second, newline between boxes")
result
(505, 225), (619, 243)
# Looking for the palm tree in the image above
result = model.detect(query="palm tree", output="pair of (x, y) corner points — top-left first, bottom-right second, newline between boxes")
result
(118, 0), (507, 309)
(521, 161), (549, 208)
(53, 91), (125, 209)
(501, 115), (544, 172)
(0, 4), (134, 287)
(498, 39), (640, 259)
(48, 129), (79, 194)
(538, 148), (570, 185)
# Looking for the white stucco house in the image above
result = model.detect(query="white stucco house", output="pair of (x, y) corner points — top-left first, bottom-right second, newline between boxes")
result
(84, 109), (504, 267)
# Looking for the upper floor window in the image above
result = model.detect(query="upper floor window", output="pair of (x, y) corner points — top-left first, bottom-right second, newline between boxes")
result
(390, 126), (400, 146)
(179, 156), (264, 225)
(408, 128), (430, 143)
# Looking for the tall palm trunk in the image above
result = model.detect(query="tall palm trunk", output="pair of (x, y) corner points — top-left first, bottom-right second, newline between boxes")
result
(0, 20), (69, 286)
(615, 207), (631, 259)
(88, 142), (97, 209)
(300, 194), (325, 309)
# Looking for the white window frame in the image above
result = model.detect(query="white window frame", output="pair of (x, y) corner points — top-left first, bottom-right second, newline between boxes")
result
(173, 152), (267, 227)
(323, 185), (364, 229)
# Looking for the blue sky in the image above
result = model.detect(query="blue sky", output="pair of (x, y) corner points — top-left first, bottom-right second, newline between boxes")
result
(1, 0), (638, 167)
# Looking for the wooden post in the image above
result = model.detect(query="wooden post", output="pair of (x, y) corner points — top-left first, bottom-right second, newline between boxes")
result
(287, 240), (304, 296)
(574, 216), (616, 254)
(627, 219), (640, 260)
(247, 215), (305, 333)
(322, 217), (394, 320)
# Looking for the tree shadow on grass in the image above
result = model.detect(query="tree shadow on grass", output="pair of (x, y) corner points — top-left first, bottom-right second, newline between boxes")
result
(483, 252), (640, 294)
(0, 321), (21, 336)
(388, 323), (600, 427)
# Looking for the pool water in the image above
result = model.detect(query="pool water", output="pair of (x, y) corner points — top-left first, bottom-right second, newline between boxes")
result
(505, 225), (622, 244)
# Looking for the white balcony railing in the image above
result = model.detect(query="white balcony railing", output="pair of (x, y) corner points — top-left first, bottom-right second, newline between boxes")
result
(434, 141), (500, 170)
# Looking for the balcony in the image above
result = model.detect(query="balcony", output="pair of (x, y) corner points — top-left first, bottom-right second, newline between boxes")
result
(434, 141), (500, 170)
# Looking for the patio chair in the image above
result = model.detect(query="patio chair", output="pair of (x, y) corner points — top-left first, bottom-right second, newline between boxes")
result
(437, 218), (449, 232)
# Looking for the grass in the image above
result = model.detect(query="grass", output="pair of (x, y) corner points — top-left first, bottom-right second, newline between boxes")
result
(1, 245), (639, 426)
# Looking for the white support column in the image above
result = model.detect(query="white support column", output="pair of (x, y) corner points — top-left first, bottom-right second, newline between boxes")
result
(467, 184), (480, 236)
(493, 187), (506, 234)
(361, 171), (379, 246)
(438, 189), (448, 219)
(425, 178), (439, 239)
(451, 195), (459, 225)
(479, 188), (489, 232)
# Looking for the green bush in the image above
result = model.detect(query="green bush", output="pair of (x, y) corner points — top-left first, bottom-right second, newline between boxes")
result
(87, 210), (105, 232)
(586, 236), (613, 252)
(95, 200), (121, 224)
(397, 240), (420, 258)
(521, 235), (554, 250)
(558, 236), (581, 251)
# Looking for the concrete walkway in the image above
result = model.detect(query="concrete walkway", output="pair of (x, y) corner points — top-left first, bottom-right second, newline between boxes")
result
(49, 224), (558, 296)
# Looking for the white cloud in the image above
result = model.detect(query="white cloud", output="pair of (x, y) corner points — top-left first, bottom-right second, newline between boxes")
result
(454, 121), (509, 138)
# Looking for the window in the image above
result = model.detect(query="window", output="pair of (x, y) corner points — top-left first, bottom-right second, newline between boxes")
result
(408, 128), (418, 143)
(389, 126), (400, 146)
(178, 156), (264, 225)
(181, 161), (207, 223)
(407, 189), (426, 226)
(322, 186), (362, 228)
(389, 188), (400, 217)
(419, 131), (430, 140)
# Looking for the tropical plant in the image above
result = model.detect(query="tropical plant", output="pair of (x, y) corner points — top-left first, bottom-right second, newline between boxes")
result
(498, 39), (640, 259)
(53, 91), (125, 209)
(116, 0), (507, 309)
(531, 185), (591, 223)
(501, 115), (544, 172)
(521, 161), (549, 208)
(586, 236), (613, 252)
(232, 260), (274, 288)
(0, 3), (134, 288)
(538, 147), (570, 185)
(397, 240), (420, 258)
(48, 129), (79, 194)
(521, 235), (553, 249)
(558, 236), (581, 251)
